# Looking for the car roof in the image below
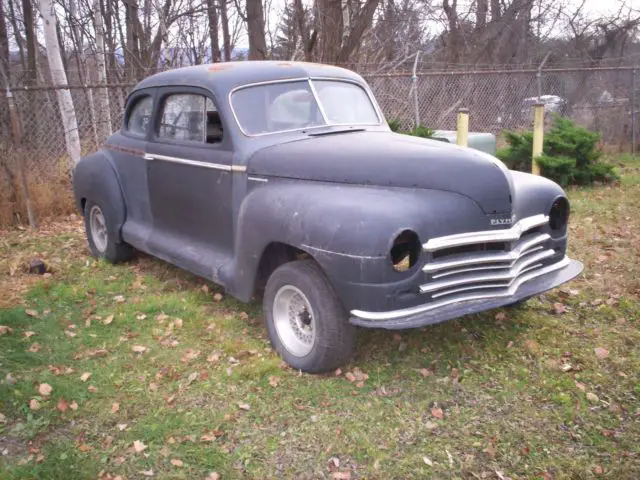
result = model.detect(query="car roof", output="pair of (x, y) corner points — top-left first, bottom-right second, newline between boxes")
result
(133, 61), (365, 99)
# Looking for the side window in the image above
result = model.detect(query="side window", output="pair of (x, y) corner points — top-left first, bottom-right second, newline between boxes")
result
(126, 96), (153, 136)
(158, 94), (222, 144)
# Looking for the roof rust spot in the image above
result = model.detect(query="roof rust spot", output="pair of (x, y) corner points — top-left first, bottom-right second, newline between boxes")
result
(277, 62), (294, 68)
(208, 64), (234, 72)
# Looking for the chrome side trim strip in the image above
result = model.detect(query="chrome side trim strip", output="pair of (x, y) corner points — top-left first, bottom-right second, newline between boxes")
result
(248, 176), (268, 182)
(143, 153), (246, 172)
(423, 214), (549, 252)
(424, 233), (550, 275)
(419, 249), (555, 294)
(350, 256), (570, 321)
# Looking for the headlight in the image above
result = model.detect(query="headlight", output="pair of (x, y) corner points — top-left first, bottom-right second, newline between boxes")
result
(390, 230), (421, 272)
(549, 198), (569, 237)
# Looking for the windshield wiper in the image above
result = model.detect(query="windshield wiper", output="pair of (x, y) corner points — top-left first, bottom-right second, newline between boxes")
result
(307, 127), (366, 136)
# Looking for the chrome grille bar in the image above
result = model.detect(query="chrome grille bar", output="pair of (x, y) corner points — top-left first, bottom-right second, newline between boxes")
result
(420, 249), (555, 294)
(422, 214), (549, 252)
(423, 233), (551, 275)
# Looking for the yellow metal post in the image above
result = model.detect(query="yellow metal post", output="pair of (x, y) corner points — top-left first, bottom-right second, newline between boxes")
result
(532, 103), (545, 175)
(456, 108), (469, 147)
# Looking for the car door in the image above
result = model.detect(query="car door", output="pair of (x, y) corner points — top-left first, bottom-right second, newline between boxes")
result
(111, 88), (156, 247)
(144, 86), (235, 280)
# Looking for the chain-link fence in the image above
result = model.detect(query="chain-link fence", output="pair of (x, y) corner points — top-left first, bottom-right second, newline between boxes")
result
(0, 65), (638, 225)
(364, 67), (637, 150)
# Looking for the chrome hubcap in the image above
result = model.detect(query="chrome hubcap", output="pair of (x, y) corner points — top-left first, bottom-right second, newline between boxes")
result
(273, 285), (316, 357)
(89, 205), (108, 253)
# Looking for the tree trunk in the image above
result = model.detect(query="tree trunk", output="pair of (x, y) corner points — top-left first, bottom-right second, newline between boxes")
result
(93, 0), (112, 139)
(490, 0), (500, 21)
(220, 0), (232, 61)
(0, 0), (10, 137)
(7, 0), (25, 71)
(247, 0), (267, 60)
(22, 0), (37, 82)
(207, 0), (221, 62)
(477, 0), (488, 31)
(336, 0), (380, 63)
(38, 0), (82, 168)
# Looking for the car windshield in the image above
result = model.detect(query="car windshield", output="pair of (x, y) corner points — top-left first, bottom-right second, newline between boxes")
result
(230, 79), (380, 135)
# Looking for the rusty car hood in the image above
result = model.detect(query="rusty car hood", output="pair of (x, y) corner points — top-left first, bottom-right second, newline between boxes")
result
(247, 131), (513, 215)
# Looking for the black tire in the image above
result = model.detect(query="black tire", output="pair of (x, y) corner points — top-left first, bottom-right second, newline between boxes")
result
(83, 200), (133, 264)
(263, 259), (356, 373)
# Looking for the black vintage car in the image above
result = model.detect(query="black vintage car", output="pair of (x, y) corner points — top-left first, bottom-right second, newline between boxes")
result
(73, 61), (583, 372)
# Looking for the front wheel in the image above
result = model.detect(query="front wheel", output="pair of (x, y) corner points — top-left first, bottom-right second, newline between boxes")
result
(83, 200), (133, 264)
(263, 260), (356, 373)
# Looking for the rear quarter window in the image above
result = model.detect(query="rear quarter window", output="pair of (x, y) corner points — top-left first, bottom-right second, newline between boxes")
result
(126, 96), (154, 136)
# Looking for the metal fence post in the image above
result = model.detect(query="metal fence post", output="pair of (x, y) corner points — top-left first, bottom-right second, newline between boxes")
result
(456, 108), (469, 147)
(412, 51), (421, 128)
(532, 103), (545, 175)
(632, 68), (636, 155)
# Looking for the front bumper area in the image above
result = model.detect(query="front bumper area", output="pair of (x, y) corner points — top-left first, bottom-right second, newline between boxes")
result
(349, 257), (583, 329)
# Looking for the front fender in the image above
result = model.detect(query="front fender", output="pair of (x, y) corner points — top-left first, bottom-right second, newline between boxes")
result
(72, 152), (127, 242)
(230, 180), (487, 306)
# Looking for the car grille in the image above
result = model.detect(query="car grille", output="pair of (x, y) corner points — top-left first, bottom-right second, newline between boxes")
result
(420, 214), (561, 302)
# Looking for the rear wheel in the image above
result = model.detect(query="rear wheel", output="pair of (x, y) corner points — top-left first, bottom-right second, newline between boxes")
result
(263, 259), (356, 373)
(83, 200), (133, 263)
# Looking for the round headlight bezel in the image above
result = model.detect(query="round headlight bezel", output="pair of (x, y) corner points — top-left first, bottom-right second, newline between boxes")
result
(549, 197), (570, 237)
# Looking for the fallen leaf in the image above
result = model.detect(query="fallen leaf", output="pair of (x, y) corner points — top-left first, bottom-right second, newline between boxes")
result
(140, 469), (154, 477)
(24, 331), (37, 338)
(29, 399), (40, 410)
(587, 392), (599, 403)
(424, 421), (438, 430)
(239, 312), (249, 320)
(237, 402), (250, 411)
(159, 446), (171, 457)
(170, 459), (184, 467)
(25, 309), (39, 318)
(103, 315), (114, 325)
(345, 372), (356, 382)
(186, 372), (198, 385)
(418, 368), (433, 378)
(205, 473), (220, 480)
(87, 385), (98, 393)
(423, 456), (433, 466)
(70, 401), (78, 411)
(38, 383), (53, 396)
(111, 402), (120, 413)
(113, 295), (126, 303)
(133, 440), (147, 453)
(332, 472), (351, 480)
(5, 373), (16, 385)
(431, 407), (444, 419)
(0, 413), (6, 424)
(132, 345), (147, 354)
(200, 430), (223, 442)
(80, 372), (92, 382)
(552, 302), (567, 314)
(56, 398), (69, 412)
(524, 339), (541, 356)
(575, 381), (586, 392)
(27, 343), (41, 353)
(207, 352), (221, 363)
(0, 326), (13, 336)
(117, 423), (128, 431)
(149, 382), (158, 392)
(268, 376), (280, 387)
(495, 311), (507, 321)
(213, 293), (223, 302)
(594, 347), (609, 359)
(173, 318), (183, 329)
(593, 465), (604, 475)
(180, 349), (200, 363)
(334, 368), (342, 376)
(64, 330), (76, 338)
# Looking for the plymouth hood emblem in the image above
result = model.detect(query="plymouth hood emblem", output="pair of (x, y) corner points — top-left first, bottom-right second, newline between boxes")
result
(490, 214), (516, 226)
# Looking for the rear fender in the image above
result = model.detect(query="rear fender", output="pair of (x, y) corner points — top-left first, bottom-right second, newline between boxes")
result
(72, 152), (127, 242)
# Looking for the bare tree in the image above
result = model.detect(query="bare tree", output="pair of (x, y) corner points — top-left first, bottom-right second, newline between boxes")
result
(246, 0), (267, 59)
(38, 0), (82, 167)
(220, 0), (232, 60)
(207, 0), (221, 61)
(93, 0), (112, 139)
